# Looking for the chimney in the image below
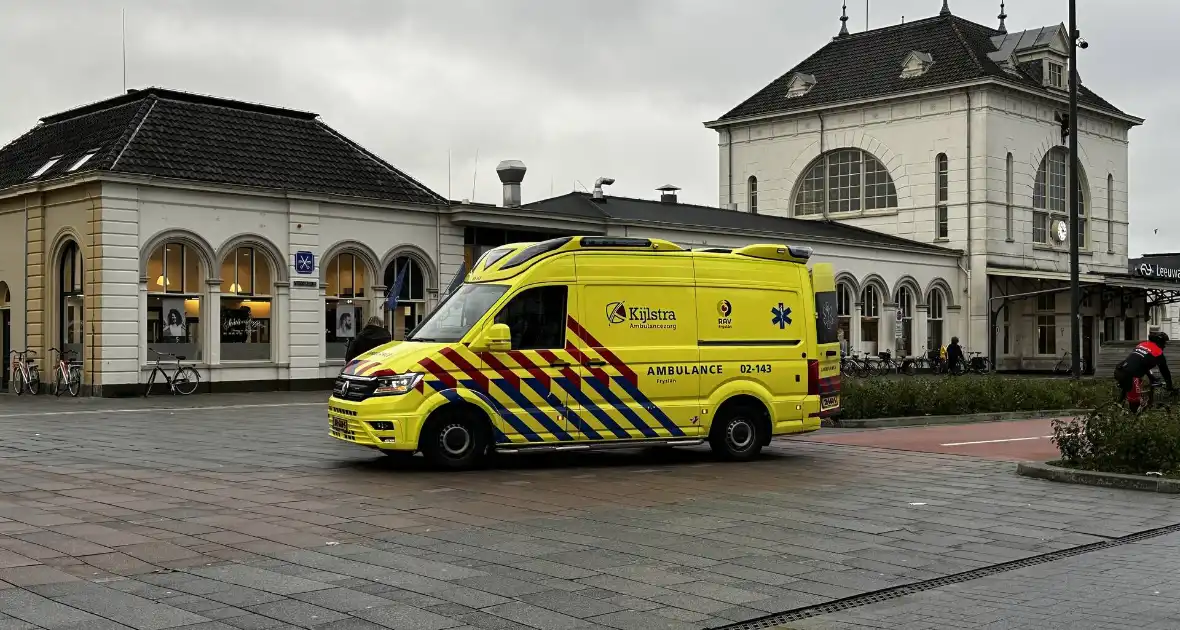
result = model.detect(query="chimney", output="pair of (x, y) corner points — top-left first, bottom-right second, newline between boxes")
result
(592, 177), (615, 202)
(657, 184), (680, 204)
(495, 160), (526, 208)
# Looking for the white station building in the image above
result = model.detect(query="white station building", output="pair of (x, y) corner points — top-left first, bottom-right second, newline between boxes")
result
(705, 2), (1179, 371)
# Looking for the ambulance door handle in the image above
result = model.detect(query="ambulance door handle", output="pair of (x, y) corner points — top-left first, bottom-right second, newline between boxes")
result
(826, 350), (838, 357)
(549, 361), (571, 368)
(587, 360), (607, 367)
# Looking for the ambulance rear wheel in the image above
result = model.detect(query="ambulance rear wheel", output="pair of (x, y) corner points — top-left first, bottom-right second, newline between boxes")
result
(709, 403), (765, 461)
(421, 408), (488, 470)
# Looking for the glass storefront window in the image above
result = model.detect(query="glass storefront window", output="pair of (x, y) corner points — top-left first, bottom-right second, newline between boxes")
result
(220, 247), (273, 361)
(145, 243), (203, 360)
(325, 253), (367, 359)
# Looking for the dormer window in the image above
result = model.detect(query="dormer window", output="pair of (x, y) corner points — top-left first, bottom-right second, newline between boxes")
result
(1047, 61), (1064, 89)
(785, 72), (817, 99)
(899, 51), (935, 79)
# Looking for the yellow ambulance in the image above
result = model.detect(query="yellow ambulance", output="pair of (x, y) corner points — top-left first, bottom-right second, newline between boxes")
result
(329, 236), (841, 469)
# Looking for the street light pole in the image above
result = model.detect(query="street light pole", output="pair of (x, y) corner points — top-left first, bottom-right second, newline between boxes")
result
(1068, 0), (1081, 378)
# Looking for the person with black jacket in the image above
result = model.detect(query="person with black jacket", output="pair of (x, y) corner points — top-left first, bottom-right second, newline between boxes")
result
(345, 316), (393, 362)
(1114, 331), (1175, 408)
(946, 336), (966, 375)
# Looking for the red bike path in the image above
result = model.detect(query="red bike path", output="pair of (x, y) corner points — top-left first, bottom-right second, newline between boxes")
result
(791, 417), (1076, 461)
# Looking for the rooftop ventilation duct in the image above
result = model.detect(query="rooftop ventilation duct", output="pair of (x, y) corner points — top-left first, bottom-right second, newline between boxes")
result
(495, 160), (526, 208)
(656, 184), (680, 204)
(592, 177), (614, 202)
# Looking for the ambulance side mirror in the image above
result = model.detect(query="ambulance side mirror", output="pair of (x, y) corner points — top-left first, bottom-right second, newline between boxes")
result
(471, 323), (512, 353)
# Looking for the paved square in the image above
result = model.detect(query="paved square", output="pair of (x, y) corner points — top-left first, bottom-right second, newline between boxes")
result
(0, 393), (1178, 630)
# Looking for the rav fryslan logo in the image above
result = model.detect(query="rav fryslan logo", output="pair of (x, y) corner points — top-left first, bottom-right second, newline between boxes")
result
(605, 301), (678, 330)
(717, 300), (733, 329)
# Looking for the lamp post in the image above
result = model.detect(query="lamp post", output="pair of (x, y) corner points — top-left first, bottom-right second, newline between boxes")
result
(1068, 0), (1081, 378)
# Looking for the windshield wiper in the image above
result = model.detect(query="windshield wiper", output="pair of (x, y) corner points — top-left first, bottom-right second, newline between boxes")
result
(407, 336), (437, 342)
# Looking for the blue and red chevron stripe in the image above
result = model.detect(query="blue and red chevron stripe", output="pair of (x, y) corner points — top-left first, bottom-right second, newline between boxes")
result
(397, 315), (683, 443)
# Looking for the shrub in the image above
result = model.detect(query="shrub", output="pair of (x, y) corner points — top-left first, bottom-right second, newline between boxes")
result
(1052, 405), (1180, 476)
(839, 375), (1110, 420)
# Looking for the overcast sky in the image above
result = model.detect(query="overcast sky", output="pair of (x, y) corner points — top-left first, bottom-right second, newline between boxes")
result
(2, 1), (1176, 255)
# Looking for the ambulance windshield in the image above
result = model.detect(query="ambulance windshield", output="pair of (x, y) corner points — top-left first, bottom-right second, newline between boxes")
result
(407, 283), (509, 343)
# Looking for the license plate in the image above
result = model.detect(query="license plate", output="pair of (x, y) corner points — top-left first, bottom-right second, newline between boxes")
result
(331, 416), (350, 433)
(821, 395), (839, 410)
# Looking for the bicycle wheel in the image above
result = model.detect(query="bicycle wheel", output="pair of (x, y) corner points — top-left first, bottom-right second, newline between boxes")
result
(13, 368), (24, 395)
(172, 367), (200, 395)
(67, 367), (81, 397)
(143, 369), (156, 397)
(53, 369), (64, 396)
(902, 360), (917, 376)
(26, 368), (40, 395)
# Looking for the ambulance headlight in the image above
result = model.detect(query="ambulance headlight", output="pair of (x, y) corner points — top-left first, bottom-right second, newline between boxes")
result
(371, 370), (423, 396)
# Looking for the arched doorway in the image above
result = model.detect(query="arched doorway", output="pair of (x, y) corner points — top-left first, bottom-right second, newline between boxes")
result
(384, 255), (427, 340)
(59, 242), (84, 359)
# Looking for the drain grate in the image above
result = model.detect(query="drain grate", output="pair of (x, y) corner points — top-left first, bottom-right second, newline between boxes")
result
(710, 521), (1180, 629)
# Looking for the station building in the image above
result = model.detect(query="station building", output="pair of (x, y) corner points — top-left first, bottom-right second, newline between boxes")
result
(0, 87), (965, 395)
(706, 3), (1180, 371)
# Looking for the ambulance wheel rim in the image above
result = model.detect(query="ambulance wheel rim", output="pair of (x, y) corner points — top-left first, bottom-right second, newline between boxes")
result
(439, 423), (472, 457)
(726, 418), (755, 451)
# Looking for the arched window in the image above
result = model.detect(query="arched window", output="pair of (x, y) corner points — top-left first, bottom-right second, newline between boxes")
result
(145, 242), (204, 359)
(836, 282), (853, 351)
(219, 246), (275, 361)
(1107, 174), (1115, 254)
(793, 149), (898, 216)
(747, 176), (758, 214)
(861, 284), (881, 351)
(384, 256), (427, 341)
(58, 241), (84, 358)
(897, 287), (914, 356)
(0, 282), (8, 306)
(1033, 147), (1086, 246)
(325, 253), (368, 360)
(927, 289), (945, 349)
(1005, 153), (1014, 241)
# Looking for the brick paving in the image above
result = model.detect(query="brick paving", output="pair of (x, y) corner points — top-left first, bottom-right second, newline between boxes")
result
(787, 531), (1180, 630)
(0, 392), (1177, 630)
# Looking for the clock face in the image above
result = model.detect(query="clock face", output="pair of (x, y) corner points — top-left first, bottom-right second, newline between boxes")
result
(1055, 220), (1069, 243)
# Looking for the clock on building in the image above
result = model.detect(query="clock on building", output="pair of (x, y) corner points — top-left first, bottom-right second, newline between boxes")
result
(1054, 219), (1069, 243)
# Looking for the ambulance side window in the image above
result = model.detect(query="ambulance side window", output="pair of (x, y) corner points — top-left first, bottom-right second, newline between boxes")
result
(494, 285), (568, 350)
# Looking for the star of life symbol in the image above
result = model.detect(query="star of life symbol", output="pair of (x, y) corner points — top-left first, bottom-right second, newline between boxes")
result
(771, 303), (792, 329)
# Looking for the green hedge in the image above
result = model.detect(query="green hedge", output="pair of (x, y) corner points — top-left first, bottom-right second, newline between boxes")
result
(1053, 406), (1180, 476)
(839, 375), (1111, 420)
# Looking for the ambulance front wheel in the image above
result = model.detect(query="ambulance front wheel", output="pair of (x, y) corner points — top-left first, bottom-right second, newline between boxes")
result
(420, 406), (490, 470)
(709, 403), (766, 461)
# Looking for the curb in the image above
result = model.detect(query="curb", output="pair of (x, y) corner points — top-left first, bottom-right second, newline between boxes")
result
(830, 409), (1088, 429)
(1016, 461), (1180, 494)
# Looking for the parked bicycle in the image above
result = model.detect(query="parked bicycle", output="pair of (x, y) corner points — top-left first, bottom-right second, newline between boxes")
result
(841, 350), (873, 378)
(48, 348), (82, 397)
(966, 351), (992, 374)
(1053, 351), (1088, 376)
(144, 349), (200, 396)
(874, 350), (906, 376)
(8, 350), (40, 396)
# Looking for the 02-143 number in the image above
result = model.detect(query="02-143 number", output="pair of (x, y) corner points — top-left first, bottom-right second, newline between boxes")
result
(740, 364), (772, 374)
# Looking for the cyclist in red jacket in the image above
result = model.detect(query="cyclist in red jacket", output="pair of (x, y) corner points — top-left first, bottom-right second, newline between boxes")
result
(1115, 331), (1174, 409)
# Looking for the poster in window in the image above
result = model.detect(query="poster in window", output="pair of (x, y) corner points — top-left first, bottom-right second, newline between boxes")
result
(161, 298), (187, 340)
(221, 304), (259, 343)
(336, 307), (357, 338)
